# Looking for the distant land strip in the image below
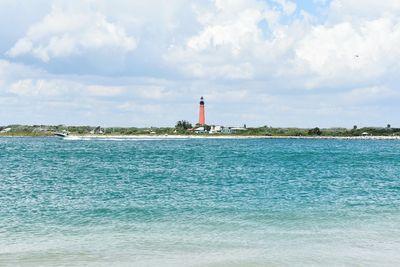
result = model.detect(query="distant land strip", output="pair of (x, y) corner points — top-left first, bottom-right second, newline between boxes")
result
(1, 124), (400, 138)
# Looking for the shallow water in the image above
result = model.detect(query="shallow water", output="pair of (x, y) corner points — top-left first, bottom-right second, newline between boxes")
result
(1, 137), (399, 266)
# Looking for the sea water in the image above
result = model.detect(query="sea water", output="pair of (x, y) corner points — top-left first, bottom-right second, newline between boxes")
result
(0, 137), (399, 266)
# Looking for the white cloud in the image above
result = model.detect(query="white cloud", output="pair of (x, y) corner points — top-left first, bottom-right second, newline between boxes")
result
(86, 85), (126, 97)
(8, 79), (69, 97)
(2, 1), (400, 127)
(293, 9), (400, 88)
(7, 79), (130, 99)
(166, 0), (278, 80)
(328, 0), (400, 21)
(117, 101), (162, 114)
(186, 62), (254, 80)
(135, 86), (169, 99)
(341, 86), (399, 105)
(6, 3), (136, 62)
(273, 0), (297, 15)
(165, 0), (400, 91)
(187, 8), (263, 55)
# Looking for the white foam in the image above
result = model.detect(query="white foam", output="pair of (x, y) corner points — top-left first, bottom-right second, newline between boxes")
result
(62, 135), (400, 141)
(62, 135), (253, 141)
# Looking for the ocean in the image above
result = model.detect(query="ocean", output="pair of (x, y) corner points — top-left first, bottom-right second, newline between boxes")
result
(0, 137), (399, 266)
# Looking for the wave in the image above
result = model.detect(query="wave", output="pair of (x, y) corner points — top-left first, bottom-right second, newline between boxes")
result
(63, 135), (191, 141)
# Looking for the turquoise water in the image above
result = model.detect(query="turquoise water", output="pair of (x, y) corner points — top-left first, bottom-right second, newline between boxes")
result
(1, 137), (400, 266)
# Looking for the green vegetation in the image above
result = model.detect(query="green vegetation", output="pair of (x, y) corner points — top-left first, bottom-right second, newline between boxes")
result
(308, 127), (322, 136)
(175, 120), (193, 134)
(1, 124), (400, 137)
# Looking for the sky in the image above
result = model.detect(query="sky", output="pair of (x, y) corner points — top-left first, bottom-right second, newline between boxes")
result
(1, 0), (400, 128)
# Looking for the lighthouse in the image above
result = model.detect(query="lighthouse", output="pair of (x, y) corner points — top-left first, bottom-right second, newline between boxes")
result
(199, 96), (205, 126)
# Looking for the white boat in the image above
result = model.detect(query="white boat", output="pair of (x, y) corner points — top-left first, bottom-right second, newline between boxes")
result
(54, 132), (69, 138)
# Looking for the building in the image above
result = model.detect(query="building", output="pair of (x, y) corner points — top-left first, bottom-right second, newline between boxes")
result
(221, 127), (247, 134)
(194, 127), (207, 133)
(193, 96), (248, 135)
(199, 96), (205, 126)
(209, 125), (224, 134)
(230, 127), (247, 133)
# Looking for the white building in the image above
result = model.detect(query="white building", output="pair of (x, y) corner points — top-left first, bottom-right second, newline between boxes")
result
(209, 125), (223, 134)
(194, 127), (207, 133)
(194, 125), (248, 134)
(221, 127), (247, 134)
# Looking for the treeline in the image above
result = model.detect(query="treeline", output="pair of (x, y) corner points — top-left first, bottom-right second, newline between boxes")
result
(0, 124), (179, 136)
(1, 124), (400, 137)
(232, 126), (400, 136)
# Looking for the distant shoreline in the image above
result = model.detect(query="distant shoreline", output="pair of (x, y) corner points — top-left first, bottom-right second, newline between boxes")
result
(2, 125), (399, 138)
(64, 134), (400, 140)
(2, 131), (400, 140)
(1, 134), (397, 140)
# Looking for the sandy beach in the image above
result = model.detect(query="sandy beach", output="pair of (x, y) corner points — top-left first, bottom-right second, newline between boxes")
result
(63, 134), (400, 140)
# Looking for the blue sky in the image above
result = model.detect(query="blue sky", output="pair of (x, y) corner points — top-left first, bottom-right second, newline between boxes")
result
(1, 0), (400, 128)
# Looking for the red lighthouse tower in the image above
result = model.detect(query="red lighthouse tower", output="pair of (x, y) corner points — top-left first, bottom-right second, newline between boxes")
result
(199, 96), (205, 126)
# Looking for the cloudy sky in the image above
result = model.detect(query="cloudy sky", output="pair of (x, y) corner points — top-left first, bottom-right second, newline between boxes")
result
(1, 0), (399, 127)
